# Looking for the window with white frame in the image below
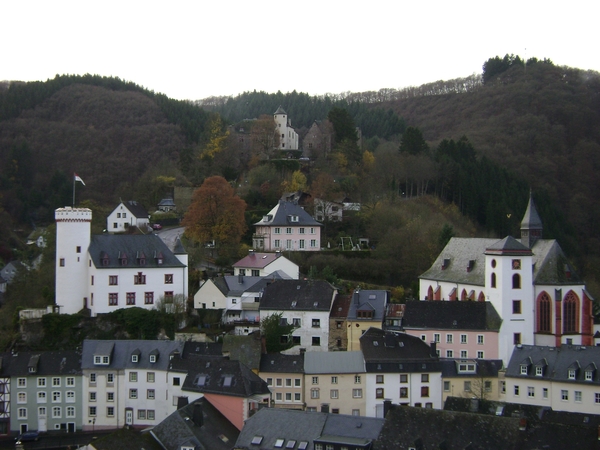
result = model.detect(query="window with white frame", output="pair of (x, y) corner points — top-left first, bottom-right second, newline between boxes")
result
(460, 350), (468, 358)
(477, 335), (484, 344)
(477, 351), (484, 359)
(352, 389), (363, 398)
(52, 377), (61, 387)
(460, 334), (467, 344)
(543, 388), (548, 398)
(330, 389), (339, 399)
(528, 387), (534, 397)
(107, 406), (114, 417)
(354, 375), (361, 384)
(446, 350), (453, 358)
(66, 391), (75, 403)
(52, 406), (61, 418)
(595, 393), (600, 404)
(311, 388), (319, 399)
(66, 406), (75, 418)
(434, 333), (440, 343)
(37, 377), (46, 387)
(18, 378), (26, 387)
(561, 390), (568, 401)
(66, 377), (75, 387)
(38, 391), (47, 403)
(147, 372), (155, 383)
(17, 392), (26, 403)
(52, 391), (61, 403)
(575, 391), (582, 402)
(446, 334), (453, 344)
(130, 372), (138, 382)
(18, 408), (27, 419)
(130, 389), (138, 399)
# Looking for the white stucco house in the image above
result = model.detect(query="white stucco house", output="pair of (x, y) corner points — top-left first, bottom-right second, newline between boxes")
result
(232, 251), (299, 279)
(55, 207), (188, 316)
(106, 201), (150, 233)
(259, 279), (336, 352)
(80, 340), (192, 430)
(504, 344), (600, 415)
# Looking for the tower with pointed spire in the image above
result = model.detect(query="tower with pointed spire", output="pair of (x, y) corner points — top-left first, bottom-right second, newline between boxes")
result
(520, 191), (543, 249)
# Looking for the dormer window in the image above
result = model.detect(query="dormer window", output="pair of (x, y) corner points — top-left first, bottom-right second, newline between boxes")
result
(94, 355), (110, 365)
(586, 370), (594, 381)
(149, 349), (159, 363)
(150, 355), (156, 363)
(132, 355), (138, 363)
(290, 215), (299, 223)
(535, 366), (543, 376)
(467, 260), (475, 272)
(442, 258), (450, 270)
(137, 251), (146, 266)
(568, 369), (576, 380)
(101, 254), (110, 266)
(520, 365), (528, 375)
(457, 361), (476, 373)
(119, 252), (128, 266)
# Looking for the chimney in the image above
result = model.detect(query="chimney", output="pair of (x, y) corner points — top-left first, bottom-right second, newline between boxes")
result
(383, 400), (392, 417)
(430, 341), (437, 358)
(192, 403), (204, 427)
(354, 289), (360, 305)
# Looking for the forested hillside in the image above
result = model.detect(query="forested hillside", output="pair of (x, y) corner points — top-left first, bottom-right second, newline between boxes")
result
(1, 59), (599, 299)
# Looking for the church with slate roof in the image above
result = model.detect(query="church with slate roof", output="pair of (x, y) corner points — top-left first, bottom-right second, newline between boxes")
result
(55, 207), (188, 316)
(419, 193), (594, 364)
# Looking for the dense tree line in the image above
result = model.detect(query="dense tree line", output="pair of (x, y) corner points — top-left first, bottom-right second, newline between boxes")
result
(201, 90), (406, 140)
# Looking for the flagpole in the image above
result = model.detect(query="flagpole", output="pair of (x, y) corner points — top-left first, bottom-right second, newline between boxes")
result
(72, 173), (76, 207)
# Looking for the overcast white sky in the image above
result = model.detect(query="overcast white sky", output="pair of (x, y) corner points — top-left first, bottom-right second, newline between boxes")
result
(3, 1), (598, 101)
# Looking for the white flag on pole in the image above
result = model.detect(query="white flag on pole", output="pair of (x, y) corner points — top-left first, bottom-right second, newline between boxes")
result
(74, 173), (86, 186)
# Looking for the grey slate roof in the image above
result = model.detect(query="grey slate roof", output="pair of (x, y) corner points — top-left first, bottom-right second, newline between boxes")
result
(419, 237), (498, 286)
(151, 397), (240, 450)
(173, 355), (270, 398)
(401, 300), (502, 331)
(253, 200), (322, 227)
(347, 289), (388, 321)
(420, 236), (583, 286)
(274, 105), (287, 115)
(121, 200), (149, 219)
(360, 328), (440, 373)
(506, 344), (600, 384)
(3, 350), (81, 377)
(259, 279), (335, 312)
(81, 339), (184, 371)
(440, 359), (504, 377)
(376, 405), (598, 450)
(304, 351), (365, 374)
(485, 235), (533, 255)
(235, 408), (383, 450)
(259, 353), (304, 374)
(88, 234), (185, 269)
(521, 193), (543, 230)
(181, 341), (223, 358)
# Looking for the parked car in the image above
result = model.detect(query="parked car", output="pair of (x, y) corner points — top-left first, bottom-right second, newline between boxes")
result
(16, 431), (40, 442)
(152, 224), (162, 230)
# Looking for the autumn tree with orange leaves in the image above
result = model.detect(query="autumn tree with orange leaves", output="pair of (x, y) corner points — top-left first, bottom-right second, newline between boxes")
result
(182, 176), (247, 246)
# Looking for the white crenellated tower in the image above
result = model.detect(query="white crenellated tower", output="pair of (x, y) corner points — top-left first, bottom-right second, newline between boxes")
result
(55, 207), (92, 314)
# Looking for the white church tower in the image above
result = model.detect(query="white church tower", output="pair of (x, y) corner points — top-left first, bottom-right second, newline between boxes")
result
(273, 106), (299, 150)
(55, 207), (92, 314)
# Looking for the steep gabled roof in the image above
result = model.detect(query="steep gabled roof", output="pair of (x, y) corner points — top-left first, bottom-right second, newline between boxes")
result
(81, 340), (184, 370)
(259, 353), (304, 374)
(347, 289), (388, 321)
(254, 200), (322, 227)
(176, 355), (270, 398)
(274, 105), (287, 115)
(233, 252), (279, 269)
(259, 279), (335, 312)
(360, 328), (439, 372)
(151, 397), (240, 450)
(88, 234), (185, 269)
(402, 300), (502, 331)
(4, 350), (81, 376)
(419, 237), (498, 286)
(120, 200), (149, 219)
(506, 344), (600, 384)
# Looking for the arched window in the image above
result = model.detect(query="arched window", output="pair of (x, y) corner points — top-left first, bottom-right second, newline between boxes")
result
(512, 273), (521, 289)
(491, 273), (496, 288)
(427, 286), (433, 301)
(461, 289), (468, 300)
(563, 291), (579, 334)
(537, 292), (551, 333)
